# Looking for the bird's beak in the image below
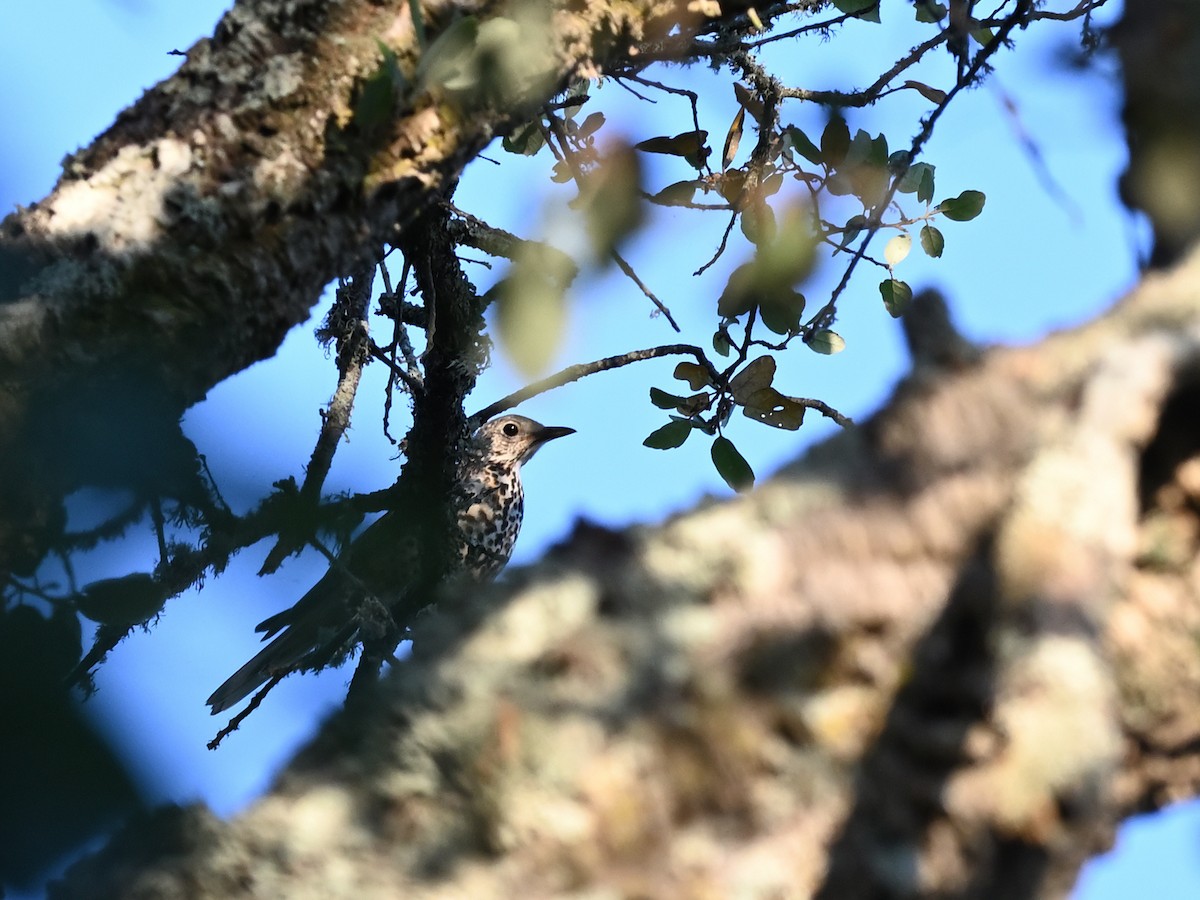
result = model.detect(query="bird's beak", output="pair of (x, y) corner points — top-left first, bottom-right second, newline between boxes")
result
(535, 425), (575, 444)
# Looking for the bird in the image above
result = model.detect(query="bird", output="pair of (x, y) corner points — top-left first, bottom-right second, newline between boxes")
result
(206, 414), (574, 714)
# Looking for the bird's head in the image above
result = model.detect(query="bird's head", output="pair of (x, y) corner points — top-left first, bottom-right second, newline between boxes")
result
(474, 414), (575, 467)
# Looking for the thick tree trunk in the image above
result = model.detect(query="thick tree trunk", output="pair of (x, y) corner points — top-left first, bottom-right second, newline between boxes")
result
(50, 248), (1200, 898)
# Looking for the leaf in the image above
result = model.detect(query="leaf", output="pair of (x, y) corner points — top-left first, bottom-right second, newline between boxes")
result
(835, 213), (868, 253)
(579, 143), (644, 256)
(833, 0), (881, 23)
(879, 278), (913, 317)
(919, 224), (945, 258)
(550, 160), (573, 183)
(758, 290), (806, 335)
(649, 387), (686, 410)
(938, 190), (986, 221)
(971, 26), (997, 48)
(784, 126), (823, 165)
(577, 111), (605, 139)
(730, 356), (776, 404)
(644, 419), (693, 450)
(713, 330), (732, 357)
(673, 361), (712, 390)
(712, 436), (755, 492)
(820, 118), (851, 168)
(635, 131), (710, 169)
(808, 330), (846, 355)
(896, 162), (935, 194)
(732, 83), (766, 124)
(650, 180), (700, 206)
(914, 0), (947, 22)
(722, 105), (745, 171)
(902, 79), (947, 104)
(718, 263), (756, 318)
(503, 119), (545, 156)
(742, 388), (806, 430)
(739, 200), (776, 246)
(76, 574), (168, 627)
(917, 166), (936, 204)
(884, 233), (912, 267)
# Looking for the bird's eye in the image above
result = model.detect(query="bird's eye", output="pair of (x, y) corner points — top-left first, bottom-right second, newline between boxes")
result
(502, 422), (520, 437)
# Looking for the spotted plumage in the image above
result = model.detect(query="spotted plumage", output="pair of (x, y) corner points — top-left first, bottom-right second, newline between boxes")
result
(207, 415), (573, 714)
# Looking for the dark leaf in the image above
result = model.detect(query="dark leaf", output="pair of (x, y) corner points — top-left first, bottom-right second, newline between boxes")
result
(821, 118), (851, 168)
(718, 263), (757, 319)
(902, 79), (947, 104)
(649, 387), (686, 410)
(879, 278), (913, 317)
(730, 356), (776, 404)
(917, 166), (936, 204)
(741, 388), (806, 430)
(712, 436), (756, 492)
(919, 224), (945, 257)
(650, 180), (701, 206)
(643, 419), (693, 450)
(733, 83), (766, 124)
(784, 126), (824, 165)
(937, 189), (986, 221)
(673, 361), (712, 390)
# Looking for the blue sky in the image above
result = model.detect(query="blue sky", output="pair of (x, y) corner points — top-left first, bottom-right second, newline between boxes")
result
(4, 1), (1199, 896)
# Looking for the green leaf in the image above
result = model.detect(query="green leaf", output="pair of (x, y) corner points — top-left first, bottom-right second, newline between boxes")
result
(879, 278), (913, 317)
(712, 436), (755, 492)
(902, 79), (947, 104)
(758, 290), (805, 335)
(741, 387), (806, 430)
(730, 356), (776, 404)
(835, 214), (868, 253)
(739, 200), (776, 246)
(820, 118), (851, 168)
(917, 166), (936, 204)
(717, 263), (756, 319)
(938, 190), (986, 221)
(649, 387), (686, 410)
(919, 224), (945, 258)
(713, 330), (732, 357)
(914, 0), (947, 22)
(896, 162), (935, 194)
(577, 111), (605, 139)
(644, 419), (693, 450)
(650, 180), (700, 206)
(784, 126), (823, 165)
(833, 0), (881, 23)
(503, 119), (545, 156)
(635, 131), (710, 169)
(808, 330), (846, 355)
(673, 361), (712, 390)
(354, 45), (404, 138)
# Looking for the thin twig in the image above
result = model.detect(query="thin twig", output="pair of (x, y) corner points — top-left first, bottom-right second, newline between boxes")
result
(795, 398), (854, 428)
(695, 210), (739, 276)
(208, 675), (282, 750)
(611, 249), (682, 332)
(469, 344), (719, 426)
(805, 1), (1034, 336)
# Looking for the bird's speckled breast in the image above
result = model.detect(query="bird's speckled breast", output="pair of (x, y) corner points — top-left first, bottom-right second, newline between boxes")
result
(456, 461), (525, 581)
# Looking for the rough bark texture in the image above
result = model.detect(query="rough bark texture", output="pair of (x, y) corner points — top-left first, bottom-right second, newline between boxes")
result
(49, 248), (1200, 899)
(0, 0), (720, 570)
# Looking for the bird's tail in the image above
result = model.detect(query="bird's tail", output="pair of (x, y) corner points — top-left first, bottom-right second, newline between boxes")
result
(206, 576), (355, 715)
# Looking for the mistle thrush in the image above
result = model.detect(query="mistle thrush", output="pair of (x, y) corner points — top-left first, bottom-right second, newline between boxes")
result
(207, 415), (574, 714)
